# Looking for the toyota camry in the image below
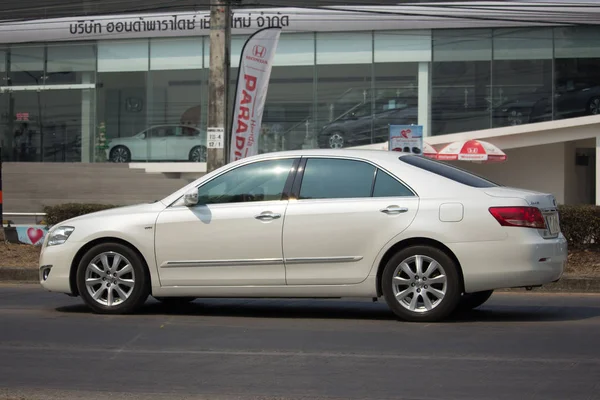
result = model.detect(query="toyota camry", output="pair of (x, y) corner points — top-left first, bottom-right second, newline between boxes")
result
(38, 149), (567, 322)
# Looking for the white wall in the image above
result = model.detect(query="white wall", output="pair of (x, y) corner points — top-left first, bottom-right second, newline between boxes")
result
(455, 142), (567, 204)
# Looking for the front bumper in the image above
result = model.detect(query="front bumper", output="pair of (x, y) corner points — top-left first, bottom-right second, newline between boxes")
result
(39, 241), (82, 295)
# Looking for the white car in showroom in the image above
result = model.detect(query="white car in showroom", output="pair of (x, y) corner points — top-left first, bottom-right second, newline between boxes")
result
(107, 125), (207, 163)
(38, 149), (566, 322)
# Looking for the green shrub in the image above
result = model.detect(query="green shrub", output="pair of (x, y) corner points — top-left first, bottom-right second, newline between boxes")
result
(558, 205), (600, 249)
(43, 203), (120, 226)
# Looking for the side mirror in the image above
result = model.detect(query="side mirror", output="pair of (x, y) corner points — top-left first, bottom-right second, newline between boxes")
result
(183, 188), (199, 207)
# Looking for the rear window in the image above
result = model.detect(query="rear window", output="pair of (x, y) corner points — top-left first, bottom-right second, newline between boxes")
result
(399, 155), (499, 188)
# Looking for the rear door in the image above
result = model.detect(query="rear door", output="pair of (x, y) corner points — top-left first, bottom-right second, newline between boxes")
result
(282, 157), (419, 285)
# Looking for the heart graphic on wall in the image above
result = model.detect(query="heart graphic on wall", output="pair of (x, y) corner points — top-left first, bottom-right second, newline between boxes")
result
(27, 228), (44, 245)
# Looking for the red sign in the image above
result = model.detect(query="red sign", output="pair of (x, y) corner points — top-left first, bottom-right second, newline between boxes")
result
(16, 112), (29, 121)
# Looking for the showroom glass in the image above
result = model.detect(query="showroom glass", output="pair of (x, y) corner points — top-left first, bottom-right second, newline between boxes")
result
(315, 32), (372, 149)
(372, 169), (414, 197)
(197, 158), (295, 205)
(492, 28), (553, 128)
(97, 39), (148, 162)
(148, 37), (205, 162)
(431, 29), (492, 136)
(299, 158), (376, 200)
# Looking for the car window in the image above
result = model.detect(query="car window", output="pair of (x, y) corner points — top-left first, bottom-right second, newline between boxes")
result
(399, 155), (499, 188)
(299, 158), (375, 200)
(197, 159), (295, 205)
(373, 169), (414, 197)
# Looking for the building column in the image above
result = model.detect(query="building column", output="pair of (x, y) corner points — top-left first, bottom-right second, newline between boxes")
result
(81, 72), (92, 163)
(418, 62), (431, 138)
(596, 136), (600, 206)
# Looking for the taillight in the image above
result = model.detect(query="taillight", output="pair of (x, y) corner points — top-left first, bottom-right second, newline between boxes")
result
(489, 206), (547, 229)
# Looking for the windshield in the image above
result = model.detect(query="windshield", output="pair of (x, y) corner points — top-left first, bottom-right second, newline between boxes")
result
(400, 155), (500, 188)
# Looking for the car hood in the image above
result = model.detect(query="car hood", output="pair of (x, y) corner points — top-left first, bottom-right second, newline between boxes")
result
(55, 202), (167, 228)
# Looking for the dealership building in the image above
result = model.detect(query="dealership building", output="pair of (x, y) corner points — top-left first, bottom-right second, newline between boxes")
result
(1, 1), (600, 211)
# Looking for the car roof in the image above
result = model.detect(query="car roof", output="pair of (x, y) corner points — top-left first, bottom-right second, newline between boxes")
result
(237, 148), (410, 162)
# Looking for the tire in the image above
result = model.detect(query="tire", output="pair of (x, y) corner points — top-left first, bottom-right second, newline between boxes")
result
(154, 296), (196, 306)
(319, 131), (345, 149)
(109, 145), (131, 163)
(381, 245), (462, 322)
(587, 97), (600, 115)
(457, 290), (494, 311)
(189, 145), (207, 162)
(506, 108), (527, 126)
(76, 243), (150, 314)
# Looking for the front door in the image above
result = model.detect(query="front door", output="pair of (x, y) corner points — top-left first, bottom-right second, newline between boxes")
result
(155, 157), (298, 287)
(283, 157), (419, 285)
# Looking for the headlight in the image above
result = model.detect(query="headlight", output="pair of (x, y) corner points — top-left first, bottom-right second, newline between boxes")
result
(47, 226), (75, 246)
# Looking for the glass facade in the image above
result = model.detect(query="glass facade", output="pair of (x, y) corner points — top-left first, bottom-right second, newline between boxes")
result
(1, 26), (600, 163)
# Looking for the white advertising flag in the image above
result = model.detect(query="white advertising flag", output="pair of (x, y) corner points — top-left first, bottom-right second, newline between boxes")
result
(229, 27), (281, 162)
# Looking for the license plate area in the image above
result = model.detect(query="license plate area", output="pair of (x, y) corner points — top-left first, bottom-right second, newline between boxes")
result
(544, 212), (560, 237)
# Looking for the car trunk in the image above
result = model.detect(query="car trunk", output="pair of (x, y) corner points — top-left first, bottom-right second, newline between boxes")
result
(483, 187), (560, 239)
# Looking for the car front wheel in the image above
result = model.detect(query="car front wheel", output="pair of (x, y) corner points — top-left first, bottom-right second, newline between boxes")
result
(381, 245), (461, 322)
(76, 243), (150, 314)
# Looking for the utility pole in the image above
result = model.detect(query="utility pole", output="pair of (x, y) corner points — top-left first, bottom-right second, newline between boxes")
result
(206, 0), (231, 172)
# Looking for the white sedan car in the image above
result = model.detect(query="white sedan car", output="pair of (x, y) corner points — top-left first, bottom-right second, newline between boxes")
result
(38, 149), (566, 322)
(107, 125), (207, 163)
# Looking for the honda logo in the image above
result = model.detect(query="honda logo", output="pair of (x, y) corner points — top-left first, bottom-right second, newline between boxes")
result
(467, 147), (479, 154)
(252, 45), (267, 58)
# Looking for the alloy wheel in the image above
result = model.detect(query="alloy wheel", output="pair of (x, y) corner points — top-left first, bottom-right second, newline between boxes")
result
(590, 98), (600, 115)
(190, 146), (207, 162)
(391, 254), (447, 313)
(111, 147), (129, 163)
(328, 133), (344, 149)
(508, 109), (524, 125)
(85, 251), (135, 307)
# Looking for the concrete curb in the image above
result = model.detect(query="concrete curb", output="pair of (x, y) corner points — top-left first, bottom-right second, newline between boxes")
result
(0, 268), (38, 283)
(1, 268), (600, 293)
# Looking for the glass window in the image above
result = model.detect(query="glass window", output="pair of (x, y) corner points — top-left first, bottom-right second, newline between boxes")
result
(150, 37), (203, 71)
(46, 43), (96, 84)
(399, 155), (499, 188)
(197, 158), (295, 204)
(553, 27), (600, 122)
(374, 30), (431, 63)
(273, 33), (314, 67)
(299, 158), (375, 200)
(373, 169), (413, 197)
(9, 45), (45, 85)
(0, 48), (6, 85)
(492, 28), (553, 128)
(316, 32), (372, 65)
(98, 40), (148, 72)
(432, 29), (492, 136)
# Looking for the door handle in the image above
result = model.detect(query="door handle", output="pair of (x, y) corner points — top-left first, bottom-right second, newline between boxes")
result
(255, 212), (281, 221)
(380, 206), (408, 215)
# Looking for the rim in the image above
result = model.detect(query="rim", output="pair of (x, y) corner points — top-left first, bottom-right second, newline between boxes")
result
(508, 109), (524, 125)
(391, 255), (447, 313)
(190, 146), (207, 162)
(590, 98), (600, 115)
(329, 133), (344, 149)
(111, 147), (129, 163)
(85, 251), (135, 307)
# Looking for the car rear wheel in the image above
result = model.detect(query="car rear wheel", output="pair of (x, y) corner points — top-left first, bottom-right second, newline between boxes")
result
(457, 290), (494, 311)
(588, 97), (600, 115)
(110, 145), (131, 163)
(381, 245), (461, 322)
(76, 243), (150, 314)
(189, 145), (207, 162)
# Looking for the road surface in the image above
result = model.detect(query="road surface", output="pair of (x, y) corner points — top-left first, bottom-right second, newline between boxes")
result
(1, 284), (599, 400)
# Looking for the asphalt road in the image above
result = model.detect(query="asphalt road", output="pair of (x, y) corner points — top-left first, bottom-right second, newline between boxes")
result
(1, 284), (600, 400)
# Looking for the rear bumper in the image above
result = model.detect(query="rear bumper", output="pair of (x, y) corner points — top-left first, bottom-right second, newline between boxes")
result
(449, 233), (567, 293)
